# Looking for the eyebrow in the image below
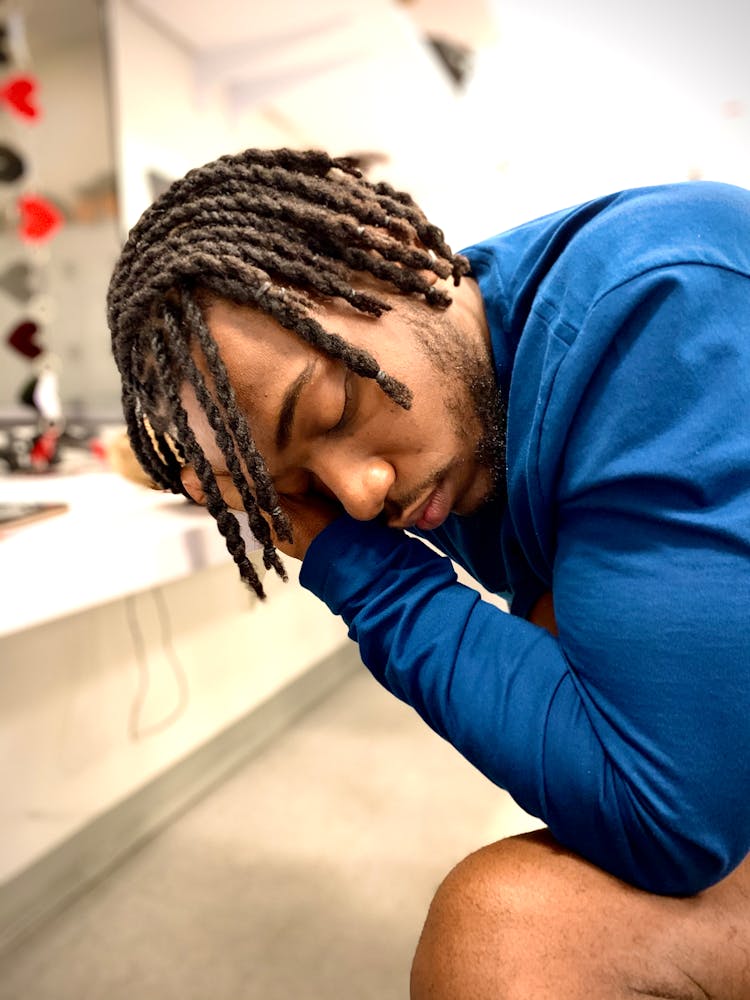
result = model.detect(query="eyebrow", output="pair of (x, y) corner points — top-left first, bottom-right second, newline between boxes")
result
(275, 360), (317, 451)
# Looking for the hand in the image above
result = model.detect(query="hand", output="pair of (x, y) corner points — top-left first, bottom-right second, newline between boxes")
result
(180, 466), (342, 562)
(270, 491), (343, 561)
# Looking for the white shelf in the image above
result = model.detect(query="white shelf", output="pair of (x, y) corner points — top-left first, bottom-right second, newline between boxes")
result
(0, 470), (259, 637)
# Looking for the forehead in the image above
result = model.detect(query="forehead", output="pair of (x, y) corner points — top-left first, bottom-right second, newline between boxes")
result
(179, 303), (291, 469)
(203, 297), (316, 375)
(195, 299), (314, 442)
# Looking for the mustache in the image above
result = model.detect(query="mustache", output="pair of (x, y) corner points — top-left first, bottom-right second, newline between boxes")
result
(383, 462), (452, 522)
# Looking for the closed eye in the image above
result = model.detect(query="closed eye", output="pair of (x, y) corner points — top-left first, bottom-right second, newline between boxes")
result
(329, 368), (354, 433)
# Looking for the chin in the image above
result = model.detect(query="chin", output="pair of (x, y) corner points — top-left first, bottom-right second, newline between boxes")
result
(453, 469), (494, 517)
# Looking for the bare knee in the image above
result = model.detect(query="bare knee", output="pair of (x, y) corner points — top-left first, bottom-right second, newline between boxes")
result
(410, 831), (571, 1000)
(409, 830), (722, 1000)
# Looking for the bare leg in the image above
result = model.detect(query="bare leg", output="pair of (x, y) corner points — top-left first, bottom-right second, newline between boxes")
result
(411, 829), (750, 1000)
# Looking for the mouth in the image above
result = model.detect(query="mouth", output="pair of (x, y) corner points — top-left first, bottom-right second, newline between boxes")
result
(406, 481), (453, 531)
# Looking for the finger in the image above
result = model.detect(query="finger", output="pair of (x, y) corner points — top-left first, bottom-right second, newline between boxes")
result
(180, 465), (205, 505)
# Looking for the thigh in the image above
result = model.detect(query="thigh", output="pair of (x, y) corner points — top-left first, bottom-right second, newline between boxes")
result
(411, 829), (750, 1000)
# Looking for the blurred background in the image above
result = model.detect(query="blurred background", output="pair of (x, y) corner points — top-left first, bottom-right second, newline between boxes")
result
(1, 0), (748, 418)
(0, 1), (748, 996)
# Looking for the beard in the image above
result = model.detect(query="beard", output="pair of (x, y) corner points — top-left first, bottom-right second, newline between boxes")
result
(406, 302), (507, 509)
(458, 347), (507, 503)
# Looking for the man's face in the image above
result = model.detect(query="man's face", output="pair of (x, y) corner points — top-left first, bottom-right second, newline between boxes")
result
(182, 283), (503, 532)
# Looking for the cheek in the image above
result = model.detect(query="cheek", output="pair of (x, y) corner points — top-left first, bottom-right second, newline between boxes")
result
(269, 468), (312, 495)
(270, 467), (337, 502)
(401, 394), (454, 455)
(180, 383), (225, 466)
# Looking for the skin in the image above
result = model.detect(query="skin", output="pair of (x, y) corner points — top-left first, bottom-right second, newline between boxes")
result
(180, 276), (499, 559)
(177, 278), (749, 997)
(411, 829), (750, 1000)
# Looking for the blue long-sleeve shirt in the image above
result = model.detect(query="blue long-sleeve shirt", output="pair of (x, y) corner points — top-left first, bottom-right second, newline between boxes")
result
(300, 181), (750, 896)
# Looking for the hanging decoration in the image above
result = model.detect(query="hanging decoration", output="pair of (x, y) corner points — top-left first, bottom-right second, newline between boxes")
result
(0, 22), (11, 66)
(0, 140), (24, 180)
(0, 10), (29, 68)
(17, 192), (62, 241)
(7, 318), (43, 358)
(0, 72), (40, 120)
(0, 6), (69, 473)
(0, 259), (35, 301)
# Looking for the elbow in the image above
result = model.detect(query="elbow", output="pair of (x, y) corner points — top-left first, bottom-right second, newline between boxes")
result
(552, 795), (750, 897)
(620, 813), (750, 898)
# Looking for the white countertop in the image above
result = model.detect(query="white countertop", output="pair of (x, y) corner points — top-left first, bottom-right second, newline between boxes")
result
(0, 470), (260, 637)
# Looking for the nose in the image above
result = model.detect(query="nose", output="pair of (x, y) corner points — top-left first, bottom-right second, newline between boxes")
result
(316, 454), (395, 521)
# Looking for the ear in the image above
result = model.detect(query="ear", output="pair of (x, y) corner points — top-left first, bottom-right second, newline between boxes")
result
(181, 464), (247, 513)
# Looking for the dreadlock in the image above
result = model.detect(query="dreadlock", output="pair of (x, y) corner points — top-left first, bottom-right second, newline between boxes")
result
(107, 147), (470, 597)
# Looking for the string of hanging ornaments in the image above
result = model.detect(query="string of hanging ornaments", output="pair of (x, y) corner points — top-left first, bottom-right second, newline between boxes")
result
(0, 3), (73, 472)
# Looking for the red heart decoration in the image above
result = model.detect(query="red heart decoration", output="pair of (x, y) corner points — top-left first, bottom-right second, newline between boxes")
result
(17, 194), (62, 242)
(7, 320), (43, 359)
(0, 75), (41, 120)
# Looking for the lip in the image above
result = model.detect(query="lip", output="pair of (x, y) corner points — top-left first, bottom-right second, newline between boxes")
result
(401, 481), (453, 532)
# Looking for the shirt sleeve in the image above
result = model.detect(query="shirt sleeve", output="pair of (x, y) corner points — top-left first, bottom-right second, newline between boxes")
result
(300, 263), (750, 896)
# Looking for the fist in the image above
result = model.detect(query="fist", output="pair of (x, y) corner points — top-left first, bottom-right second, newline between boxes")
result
(180, 466), (342, 561)
(272, 491), (343, 561)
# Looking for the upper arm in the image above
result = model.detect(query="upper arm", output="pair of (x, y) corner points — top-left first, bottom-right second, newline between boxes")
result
(302, 261), (750, 895)
(544, 263), (750, 889)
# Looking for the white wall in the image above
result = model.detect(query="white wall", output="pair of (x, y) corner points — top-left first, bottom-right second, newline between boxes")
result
(22, 38), (113, 204)
(464, 0), (750, 231)
(105, 0), (501, 248)
(0, 559), (348, 884)
(105, 0), (293, 234)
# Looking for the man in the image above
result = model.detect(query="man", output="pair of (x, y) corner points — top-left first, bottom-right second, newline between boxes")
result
(108, 147), (750, 998)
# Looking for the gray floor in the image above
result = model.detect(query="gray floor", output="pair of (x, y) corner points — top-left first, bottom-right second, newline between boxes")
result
(0, 668), (539, 1000)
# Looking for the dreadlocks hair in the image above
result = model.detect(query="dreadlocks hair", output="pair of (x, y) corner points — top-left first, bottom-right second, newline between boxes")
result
(107, 146), (471, 598)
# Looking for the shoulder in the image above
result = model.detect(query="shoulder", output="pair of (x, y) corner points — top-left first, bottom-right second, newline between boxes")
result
(500, 189), (750, 581)
(465, 181), (750, 307)
(565, 181), (750, 283)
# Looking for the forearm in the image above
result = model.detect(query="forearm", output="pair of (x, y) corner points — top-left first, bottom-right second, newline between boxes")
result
(301, 516), (749, 894)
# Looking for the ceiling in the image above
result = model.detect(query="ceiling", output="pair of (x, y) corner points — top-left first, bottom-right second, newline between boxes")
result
(128, 0), (497, 53)
(117, 0), (498, 113)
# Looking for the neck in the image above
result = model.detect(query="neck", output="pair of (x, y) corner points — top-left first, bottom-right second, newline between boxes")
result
(445, 275), (491, 354)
